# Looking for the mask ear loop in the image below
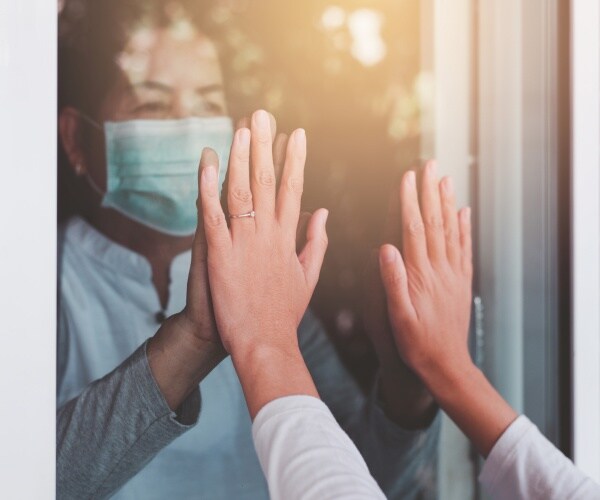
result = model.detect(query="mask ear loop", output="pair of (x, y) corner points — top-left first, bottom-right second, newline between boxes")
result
(77, 110), (103, 131)
(76, 110), (106, 198)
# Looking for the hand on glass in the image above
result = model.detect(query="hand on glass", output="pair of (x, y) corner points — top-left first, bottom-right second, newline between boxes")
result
(362, 165), (447, 428)
(379, 162), (517, 456)
(199, 109), (329, 417)
(147, 114), (284, 411)
(379, 162), (473, 378)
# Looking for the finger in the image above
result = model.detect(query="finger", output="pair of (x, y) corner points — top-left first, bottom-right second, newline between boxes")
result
(220, 120), (249, 215)
(459, 207), (473, 276)
(273, 133), (289, 186)
(237, 114), (277, 140)
(200, 153), (231, 252)
(223, 116), (264, 214)
(250, 109), (276, 218)
(384, 183), (402, 246)
(277, 128), (306, 234)
(226, 128), (254, 235)
(296, 211), (311, 253)
(363, 249), (390, 332)
(268, 112), (277, 139)
(421, 160), (446, 264)
(379, 244), (417, 325)
(195, 148), (220, 258)
(298, 208), (329, 291)
(400, 170), (429, 270)
(440, 176), (460, 267)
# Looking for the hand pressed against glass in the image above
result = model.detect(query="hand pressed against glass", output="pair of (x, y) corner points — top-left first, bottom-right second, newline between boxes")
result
(378, 166), (473, 378)
(199, 110), (329, 417)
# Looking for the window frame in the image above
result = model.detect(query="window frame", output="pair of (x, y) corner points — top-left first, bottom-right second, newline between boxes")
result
(0, 0), (57, 497)
(571, 0), (600, 483)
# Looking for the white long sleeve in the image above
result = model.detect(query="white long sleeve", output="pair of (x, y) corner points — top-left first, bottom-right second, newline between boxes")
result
(480, 415), (600, 500)
(252, 396), (386, 500)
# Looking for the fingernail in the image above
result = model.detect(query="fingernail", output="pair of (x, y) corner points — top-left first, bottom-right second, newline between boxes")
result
(463, 207), (471, 222)
(380, 245), (397, 265)
(429, 160), (437, 177)
(322, 208), (329, 225)
(443, 177), (454, 195)
(406, 171), (416, 187)
(203, 165), (216, 182)
(254, 110), (269, 130)
(295, 128), (306, 149)
(237, 128), (250, 147)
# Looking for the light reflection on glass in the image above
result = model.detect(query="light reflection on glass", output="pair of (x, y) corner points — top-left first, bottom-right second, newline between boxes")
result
(320, 5), (346, 31)
(348, 9), (386, 67)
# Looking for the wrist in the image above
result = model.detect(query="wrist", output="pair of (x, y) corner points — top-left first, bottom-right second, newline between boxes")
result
(230, 330), (318, 419)
(171, 312), (226, 357)
(230, 332), (302, 369)
(147, 313), (227, 410)
(418, 355), (480, 404)
(378, 366), (437, 429)
(226, 322), (300, 360)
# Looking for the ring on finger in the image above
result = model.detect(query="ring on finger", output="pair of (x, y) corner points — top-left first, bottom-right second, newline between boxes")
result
(229, 210), (256, 219)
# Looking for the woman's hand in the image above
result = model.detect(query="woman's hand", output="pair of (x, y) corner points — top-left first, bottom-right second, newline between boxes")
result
(378, 161), (473, 384)
(199, 109), (329, 417)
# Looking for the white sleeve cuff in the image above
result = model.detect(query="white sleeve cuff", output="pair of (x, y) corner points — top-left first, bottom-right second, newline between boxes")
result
(253, 395), (385, 500)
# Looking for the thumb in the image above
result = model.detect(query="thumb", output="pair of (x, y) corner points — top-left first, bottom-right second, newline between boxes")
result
(298, 208), (329, 291)
(379, 244), (416, 325)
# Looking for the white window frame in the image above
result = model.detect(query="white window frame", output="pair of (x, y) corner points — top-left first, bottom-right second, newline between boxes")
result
(0, 0), (56, 497)
(421, 1), (476, 499)
(571, 0), (600, 484)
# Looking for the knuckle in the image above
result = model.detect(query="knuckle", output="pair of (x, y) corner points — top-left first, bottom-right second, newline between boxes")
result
(232, 187), (252, 203)
(235, 150), (249, 162)
(255, 134), (272, 146)
(444, 226), (457, 242)
(384, 268), (403, 288)
(285, 176), (304, 194)
(293, 148), (306, 161)
(407, 219), (425, 236)
(258, 170), (276, 188)
(206, 212), (226, 228)
(426, 215), (444, 231)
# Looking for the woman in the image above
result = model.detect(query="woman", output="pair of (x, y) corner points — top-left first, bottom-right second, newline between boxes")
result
(56, 1), (439, 498)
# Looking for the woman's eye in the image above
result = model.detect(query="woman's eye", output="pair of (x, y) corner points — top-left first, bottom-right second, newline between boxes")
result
(193, 101), (225, 116)
(133, 102), (169, 114)
(205, 101), (223, 113)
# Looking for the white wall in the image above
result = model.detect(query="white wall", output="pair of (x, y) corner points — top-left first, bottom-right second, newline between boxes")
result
(571, 0), (600, 484)
(0, 1), (56, 497)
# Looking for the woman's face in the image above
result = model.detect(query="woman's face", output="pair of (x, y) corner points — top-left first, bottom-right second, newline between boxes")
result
(85, 24), (227, 190)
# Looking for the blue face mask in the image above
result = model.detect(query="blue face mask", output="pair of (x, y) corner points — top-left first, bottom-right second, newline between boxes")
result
(86, 116), (233, 236)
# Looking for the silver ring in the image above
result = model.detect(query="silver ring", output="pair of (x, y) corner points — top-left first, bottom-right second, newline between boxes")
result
(229, 210), (256, 219)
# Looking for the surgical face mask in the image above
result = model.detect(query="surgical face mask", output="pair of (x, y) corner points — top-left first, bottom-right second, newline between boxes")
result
(83, 115), (233, 236)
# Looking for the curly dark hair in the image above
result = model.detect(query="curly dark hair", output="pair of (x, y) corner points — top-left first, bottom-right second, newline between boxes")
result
(57, 0), (224, 221)
(58, 0), (223, 115)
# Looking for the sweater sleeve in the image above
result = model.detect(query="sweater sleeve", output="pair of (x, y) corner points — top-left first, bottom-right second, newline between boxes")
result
(252, 395), (386, 500)
(56, 341), (200, 500)
(479, 415), (600, 500)
(298, 309), (439, 499)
